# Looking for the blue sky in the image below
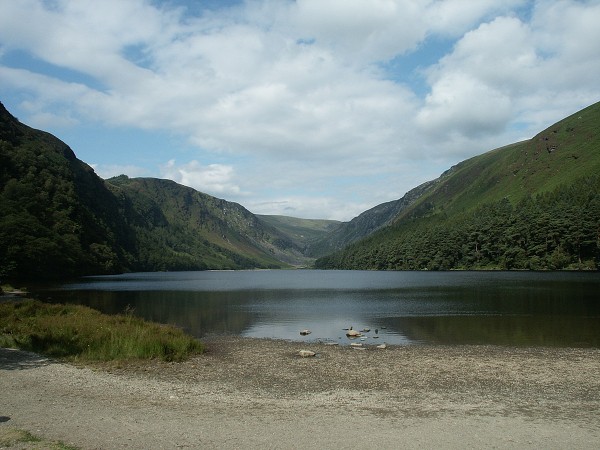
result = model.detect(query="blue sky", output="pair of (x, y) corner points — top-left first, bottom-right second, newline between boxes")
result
(1, 0), (599, 220)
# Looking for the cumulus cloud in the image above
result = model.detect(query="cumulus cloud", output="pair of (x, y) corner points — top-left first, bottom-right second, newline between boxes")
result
(293, 0), (427, 62)
(160, 160), (244, 197)
(417, 5), (600, 149)
(425, 0), (527, 37)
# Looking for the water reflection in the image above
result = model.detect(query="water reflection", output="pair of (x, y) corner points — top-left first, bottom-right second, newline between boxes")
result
(35, 270), (600, 347)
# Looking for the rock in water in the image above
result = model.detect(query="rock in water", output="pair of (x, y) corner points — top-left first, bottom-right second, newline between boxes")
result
(299, 350), (316, 357)
(300, 329), (311, 336)
(346, 329), (361, 337)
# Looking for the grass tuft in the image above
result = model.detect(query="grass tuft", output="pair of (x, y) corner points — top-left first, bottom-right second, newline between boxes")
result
(0, 299), (203, 362)
(0, 426), (79, 449)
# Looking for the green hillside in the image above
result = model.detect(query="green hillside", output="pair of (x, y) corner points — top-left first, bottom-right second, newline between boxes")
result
(105, 176), (296, 271)
(399, 102), (600, 220)
(0, 101), (295, 280)
(316, 101), (600, 271)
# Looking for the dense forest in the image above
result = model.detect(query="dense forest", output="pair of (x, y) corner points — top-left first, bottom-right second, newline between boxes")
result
(316, 175), (600, 270)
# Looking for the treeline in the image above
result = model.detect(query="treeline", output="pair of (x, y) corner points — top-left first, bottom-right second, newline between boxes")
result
(315, 175), (600, 271)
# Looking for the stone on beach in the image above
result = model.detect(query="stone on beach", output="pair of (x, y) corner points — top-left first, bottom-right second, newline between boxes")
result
(298, 350), (316, 357)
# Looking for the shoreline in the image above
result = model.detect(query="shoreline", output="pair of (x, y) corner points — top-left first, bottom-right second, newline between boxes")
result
(2, 337), (600, 448)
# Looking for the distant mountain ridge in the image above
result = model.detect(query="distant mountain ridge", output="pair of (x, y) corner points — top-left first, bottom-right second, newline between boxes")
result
(256, 215), (340, 257)
(307, 180), (436, 257)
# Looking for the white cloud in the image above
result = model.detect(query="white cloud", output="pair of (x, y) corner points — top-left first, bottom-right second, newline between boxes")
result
(293, 0), (428, 62)
(416, 6), (600, 153)
(417, 71), (513, 139)
(160, 160), (244, 197)
(425, 0), (527, 36)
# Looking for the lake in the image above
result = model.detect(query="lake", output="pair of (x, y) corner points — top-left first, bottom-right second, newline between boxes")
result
(34, 270), (600, 347)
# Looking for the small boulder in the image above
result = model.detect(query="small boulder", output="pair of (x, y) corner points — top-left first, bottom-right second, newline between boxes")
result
(346, 329), (361, 338)
(300, 329), (311, 336)
(376, 343), (387, 350)
(298, 350), (316, 358)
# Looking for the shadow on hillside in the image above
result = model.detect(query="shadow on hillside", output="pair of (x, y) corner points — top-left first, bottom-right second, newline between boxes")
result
(0, 348), (54, 371)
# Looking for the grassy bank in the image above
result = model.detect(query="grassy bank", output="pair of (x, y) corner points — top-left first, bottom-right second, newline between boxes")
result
(0, 299), (203, 362)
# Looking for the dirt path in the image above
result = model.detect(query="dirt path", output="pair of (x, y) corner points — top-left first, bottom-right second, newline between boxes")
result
(2, 337), (600, 449)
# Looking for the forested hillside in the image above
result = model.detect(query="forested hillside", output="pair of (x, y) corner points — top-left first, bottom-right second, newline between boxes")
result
(316, 101), (600, 270)
(0, 103), (135, 279)
(0, 102), (294, 280)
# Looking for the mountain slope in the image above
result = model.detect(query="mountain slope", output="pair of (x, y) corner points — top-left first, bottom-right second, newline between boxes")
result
(316, 101), (600, 270)
(106, 176), (302, 269)
(0, 102), (135, 279)
(306, 180), (436, 257)
(0, 101), (297, 280)
(256, 215), (340, 259)
(393, 101), (600, 222)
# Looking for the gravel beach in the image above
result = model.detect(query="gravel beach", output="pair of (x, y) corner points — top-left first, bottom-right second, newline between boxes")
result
(1, 336), (600, 449)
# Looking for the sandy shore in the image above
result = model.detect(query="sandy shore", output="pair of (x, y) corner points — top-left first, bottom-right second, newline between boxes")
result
(1, 336), (600, 449)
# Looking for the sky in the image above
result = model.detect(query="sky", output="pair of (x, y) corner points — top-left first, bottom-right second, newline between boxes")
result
(1, 0), (599, 221)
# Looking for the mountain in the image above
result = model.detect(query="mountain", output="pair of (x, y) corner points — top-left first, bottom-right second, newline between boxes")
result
(0, 101), (301, 280)
(105, 176), (306, 269)
(306, 180), (436, 257)
(316, 101), (600, 270)
(256, 215), (340, 258)
(3, 98), (599, 279)
(0, 102), (136, 279)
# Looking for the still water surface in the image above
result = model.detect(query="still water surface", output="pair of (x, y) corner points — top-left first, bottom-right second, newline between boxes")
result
(37, 270), (600, 347)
